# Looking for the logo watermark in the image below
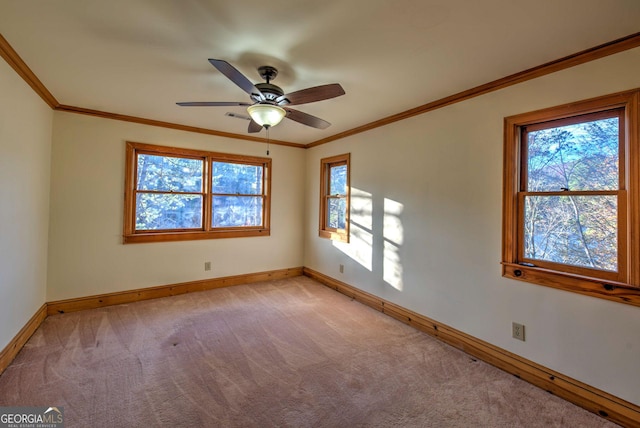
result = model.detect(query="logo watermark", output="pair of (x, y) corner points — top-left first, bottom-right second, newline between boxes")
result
(0, 407), (64, 428)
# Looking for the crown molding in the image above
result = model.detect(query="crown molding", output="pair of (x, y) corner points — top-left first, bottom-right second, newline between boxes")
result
(2, 31), (640, 149)
(0, 33), (59, 108)
(55, 104), (302, 148)
(307, 31), (640, 148)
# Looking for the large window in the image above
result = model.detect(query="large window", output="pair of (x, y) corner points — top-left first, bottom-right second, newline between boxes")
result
(124, 142), (271, 243)
(502, 90), (640, 306)
(319, 154), (350, 242)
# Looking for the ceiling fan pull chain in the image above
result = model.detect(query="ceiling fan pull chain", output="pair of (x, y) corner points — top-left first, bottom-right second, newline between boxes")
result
(266, 126), (270, 156)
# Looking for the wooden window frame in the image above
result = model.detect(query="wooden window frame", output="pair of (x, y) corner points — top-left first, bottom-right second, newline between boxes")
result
(124, 142), (271, 244)
(502, 89), (640, 306)
(319, 153), (350, 243)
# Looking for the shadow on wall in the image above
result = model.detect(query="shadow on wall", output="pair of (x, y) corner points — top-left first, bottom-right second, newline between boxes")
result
(332, 187), (405, 291)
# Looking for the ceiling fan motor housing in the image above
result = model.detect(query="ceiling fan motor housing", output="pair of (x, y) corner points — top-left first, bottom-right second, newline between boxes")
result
(253, 83), (287, 104)
(251, 66), (290, 105)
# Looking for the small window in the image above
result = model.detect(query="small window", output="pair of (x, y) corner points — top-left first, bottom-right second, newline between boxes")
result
(124, 142), (270, 243)
(319, 154), (350, 242)
(502, 90), (640, 306)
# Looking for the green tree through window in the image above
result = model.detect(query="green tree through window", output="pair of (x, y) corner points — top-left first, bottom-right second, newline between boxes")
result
(212, 162), (264, 228)
(124, 142), (271, 243)
(136, 154), (204, 230)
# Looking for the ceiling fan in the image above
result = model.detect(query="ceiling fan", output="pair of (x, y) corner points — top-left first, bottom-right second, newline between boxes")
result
(177, 59), (345, 133)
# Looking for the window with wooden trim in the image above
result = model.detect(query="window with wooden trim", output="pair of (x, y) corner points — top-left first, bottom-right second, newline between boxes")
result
(319, 154), (350, 242)
(502, 89), (640, 306)
(124, 142), (270, 243)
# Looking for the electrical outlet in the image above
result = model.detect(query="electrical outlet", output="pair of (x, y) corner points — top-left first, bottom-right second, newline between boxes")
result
(339, 264), (344, 273)
(204, 261), (211, 271)
(512, 322), (525, 341)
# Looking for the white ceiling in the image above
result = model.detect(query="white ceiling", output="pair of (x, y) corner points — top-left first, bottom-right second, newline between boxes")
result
(2, 0), (640, 145)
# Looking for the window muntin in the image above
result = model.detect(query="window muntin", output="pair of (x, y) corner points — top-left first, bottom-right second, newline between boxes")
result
(502, 90), (640, 306)
(124, 142), (271, 243)
(320, 154), (350, 242)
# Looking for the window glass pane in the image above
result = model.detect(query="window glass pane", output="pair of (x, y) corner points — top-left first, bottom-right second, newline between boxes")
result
(526, 117), (619, 192)
(328, 197), (346, 229)
(137, 154), (203, 192)
(212, 196), (263, 227)
(523, 195), (617, 271)
(136, 194), (203, 230)
(329, 164), (347, 195)
(212, 162), (263, 195)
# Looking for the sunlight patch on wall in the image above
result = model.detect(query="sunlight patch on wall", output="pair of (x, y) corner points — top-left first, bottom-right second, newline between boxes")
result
(384, 198), (404, 290)
(333, 188), (373, 271)
(351, 187), (373, 230)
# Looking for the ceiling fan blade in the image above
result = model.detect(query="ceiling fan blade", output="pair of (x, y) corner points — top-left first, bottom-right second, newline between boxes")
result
(208, 59), (264, 101)
(248, 120), (263, 133)
(277, 84), (345, 106)
(284, 108), (331, 129)
(177, 101), (251, 107)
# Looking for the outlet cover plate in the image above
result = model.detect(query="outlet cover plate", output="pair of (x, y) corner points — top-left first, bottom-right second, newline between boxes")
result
(512, 322), (525, 341)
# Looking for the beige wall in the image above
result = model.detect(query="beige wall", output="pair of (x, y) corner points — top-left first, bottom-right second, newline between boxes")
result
(47, 112), (305, 301)
(304, 47), (640, 405)
(0, 60), (52, 350)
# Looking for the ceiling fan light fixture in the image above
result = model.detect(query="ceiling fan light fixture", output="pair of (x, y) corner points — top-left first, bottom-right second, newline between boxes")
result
(247, 104), (286, 128)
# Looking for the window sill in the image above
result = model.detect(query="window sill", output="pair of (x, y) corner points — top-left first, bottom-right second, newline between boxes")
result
(501, 262), (640, 307)
(124, 229), (270, 244)
(319, 229), (349, 243)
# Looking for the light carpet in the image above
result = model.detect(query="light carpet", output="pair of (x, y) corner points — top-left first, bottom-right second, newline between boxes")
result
(0, 276), (618, 427)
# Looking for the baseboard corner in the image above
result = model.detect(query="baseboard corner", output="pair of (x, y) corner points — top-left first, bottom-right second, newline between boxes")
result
(0, 303), (47, 376)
